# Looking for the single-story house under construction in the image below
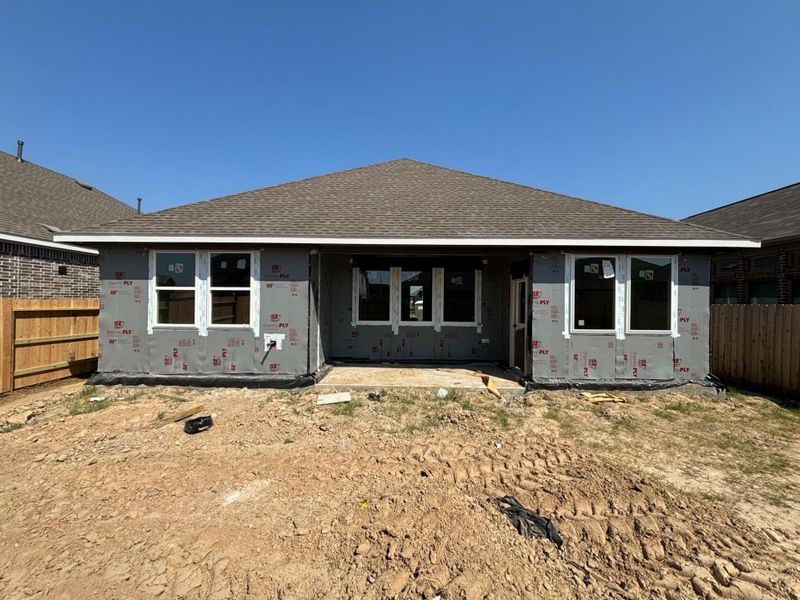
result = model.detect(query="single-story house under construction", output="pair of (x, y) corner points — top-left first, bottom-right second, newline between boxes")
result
(55, 159), (758, 388)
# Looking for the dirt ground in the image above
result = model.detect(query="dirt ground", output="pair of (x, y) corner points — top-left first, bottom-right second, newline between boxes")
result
(1, 380), (799, 599)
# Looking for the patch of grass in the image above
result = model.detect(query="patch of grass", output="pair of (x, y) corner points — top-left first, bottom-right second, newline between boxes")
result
(331, 399), (361, 416)
(377, 391), (420, 421)
(542, 406), (577, 437)
(156, 411), (166, 421)
(663, 401), (708, 415)
(65, 394), (112, 416)
(610, 416), (637, 434)
(120, 390), (146, 403)
(653, 408), (678, 421)
(1, 421), (24, 434)
(735, 451), (790, 476)
(283, 437), (294, 444)
(404, 414), (441, 434)
(459, 397), (477, 412)
(691, 490), (729, 503)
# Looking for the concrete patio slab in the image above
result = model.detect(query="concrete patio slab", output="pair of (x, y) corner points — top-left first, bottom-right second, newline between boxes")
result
(316, 362), (525, 395)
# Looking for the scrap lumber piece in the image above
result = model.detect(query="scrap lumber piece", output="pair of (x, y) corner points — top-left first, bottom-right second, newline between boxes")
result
(580, 392), (624, 404)
(153, 404), (205, 428)
(481, 375), (503, 399)
(317, 392), (352, 405)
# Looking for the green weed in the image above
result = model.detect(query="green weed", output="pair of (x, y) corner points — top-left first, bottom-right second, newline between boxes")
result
(1, 422), (24, 434)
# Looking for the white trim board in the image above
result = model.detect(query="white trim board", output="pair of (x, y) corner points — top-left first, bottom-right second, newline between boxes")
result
(54, 234), (760, 249)
(1, 233), (99, 255)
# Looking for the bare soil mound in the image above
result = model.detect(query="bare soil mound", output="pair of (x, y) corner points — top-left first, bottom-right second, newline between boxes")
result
(1, 385), (798, 599)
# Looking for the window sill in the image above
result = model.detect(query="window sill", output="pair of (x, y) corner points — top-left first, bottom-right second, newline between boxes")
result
(207, 324), (253, 329)
(355, 321), (392, 326)
(442, 322), (479, 327)
(626, 330), (675, 336)
(152, 324), (198, 329)
(399, 321), (434, 326)
(570, 330), (616, 335)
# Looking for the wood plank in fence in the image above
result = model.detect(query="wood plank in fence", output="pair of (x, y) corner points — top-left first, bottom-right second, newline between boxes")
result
(711, 304), (800, 397)
(0, 298), (99, 394)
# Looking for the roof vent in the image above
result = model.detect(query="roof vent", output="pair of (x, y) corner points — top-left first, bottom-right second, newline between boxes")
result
(74, 180), (94, 191)
(16, 140), (23, 162)
(39, 223), (63, 233)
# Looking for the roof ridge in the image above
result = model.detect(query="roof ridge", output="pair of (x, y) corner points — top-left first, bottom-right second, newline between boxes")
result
(83, 157), (413, 229)
(684, 180), (800, 220)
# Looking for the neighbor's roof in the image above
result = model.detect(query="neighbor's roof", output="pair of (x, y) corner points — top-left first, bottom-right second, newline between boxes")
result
(0, 150), (136, 245)
(683, 181), (800, 244)
(56, 159), (756, 248)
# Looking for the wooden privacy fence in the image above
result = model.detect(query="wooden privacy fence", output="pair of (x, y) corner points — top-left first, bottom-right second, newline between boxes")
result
(710, 304), (800, 397)
(0, 298), (99, 394)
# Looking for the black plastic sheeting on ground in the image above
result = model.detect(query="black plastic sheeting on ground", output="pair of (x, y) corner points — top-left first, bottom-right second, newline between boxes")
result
(184, 415), (213, 434)
(493, 495), (563, 548)
(524, 376), (721, 394)
(88, 364), (332, 390)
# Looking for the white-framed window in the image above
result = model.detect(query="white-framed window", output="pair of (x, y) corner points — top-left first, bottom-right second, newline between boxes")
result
(353, 267), (392, 325)
(570, 255), (617, 333)
(626, 255), (678, 334)
(442, 268), (481, 326)
(400, 268), (433, 325)
(148, 249), (259, 334)
(152, 251), (198, 327)
(208, 251), (256, 328)
(351, 265), (482, 331)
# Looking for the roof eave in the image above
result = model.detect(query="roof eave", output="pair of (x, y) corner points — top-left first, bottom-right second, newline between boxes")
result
(53, 234), (760, 249)
(1, 232), (99, 255)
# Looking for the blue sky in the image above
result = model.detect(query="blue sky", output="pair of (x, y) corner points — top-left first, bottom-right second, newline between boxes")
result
(1, 1), (798, 219)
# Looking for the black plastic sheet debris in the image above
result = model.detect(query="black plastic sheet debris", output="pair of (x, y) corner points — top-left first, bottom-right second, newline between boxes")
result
(493, 495), (563, 548)
(184, 415), (213, 434)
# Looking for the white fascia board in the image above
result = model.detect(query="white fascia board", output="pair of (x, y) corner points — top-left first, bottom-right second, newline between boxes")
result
(52, 234), (761, 249)
(1, 233), (99, 255)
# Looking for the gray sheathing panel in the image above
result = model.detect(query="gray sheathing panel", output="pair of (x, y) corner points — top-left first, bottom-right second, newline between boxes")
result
(318, 254), (334, 366)
(531, 250), (712, 384)
(307, 252), (321, 372)
(618, 336), (674, 380)
(530, 252), (570, 378)
(326, 254), (503, 361)
(256, 248), (311, 375)
(674, 253), (711, 381)
(98, 246), (311, 377)
(569, 335), (617, 379)
(98, 247), (150, 374)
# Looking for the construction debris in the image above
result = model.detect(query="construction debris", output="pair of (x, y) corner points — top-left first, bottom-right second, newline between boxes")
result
(153, 404), (205, 428)
(436, 388), (448, 398)
(481, 375), (503, 399)
(317, 392), (352, 406)
(580, 391), (625, 404)
(183, 415), (214, 435)
(493, 495), (563, 548)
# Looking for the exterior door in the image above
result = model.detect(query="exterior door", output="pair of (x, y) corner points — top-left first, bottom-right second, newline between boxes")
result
(509, 277), (529, 374)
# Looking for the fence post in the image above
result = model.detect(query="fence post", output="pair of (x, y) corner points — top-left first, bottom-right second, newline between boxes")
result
(0, 300), (13, 393)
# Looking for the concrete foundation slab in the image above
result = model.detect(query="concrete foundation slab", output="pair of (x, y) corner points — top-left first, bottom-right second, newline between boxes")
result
(316, 362), (525, 395)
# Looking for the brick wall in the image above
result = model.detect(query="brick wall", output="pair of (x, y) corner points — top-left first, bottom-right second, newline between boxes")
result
(0, 241), (99, 298)
(710, 239), (800, 304)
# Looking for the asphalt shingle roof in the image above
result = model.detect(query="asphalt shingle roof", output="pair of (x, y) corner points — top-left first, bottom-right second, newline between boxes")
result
(683, 182), (800, 243)
(0, 150), (136, 242)
(61, 158), (749, 242)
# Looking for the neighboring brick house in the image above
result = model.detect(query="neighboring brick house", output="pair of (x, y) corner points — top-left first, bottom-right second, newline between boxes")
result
(0, 142), (137, 298)
(684, 182), (800, 305)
